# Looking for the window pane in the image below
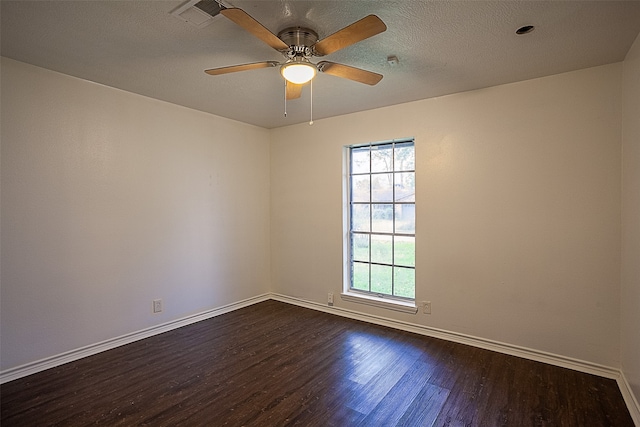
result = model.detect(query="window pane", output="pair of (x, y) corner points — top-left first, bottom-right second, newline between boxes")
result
(394, 142), (415, 171)
(351, 147), (370, 174)
(371, 234), (392, 264)
(394, 172), (415, 202)
(347, 140), (415, 302)
(394, 236), (415, 267)
(352, 262), (369, 291)
(351, 175), (370, 202)
(395, 204), (415, 234)
(371, 173), (393, 202)
(371, 204), (393, 233)
(371, 264), (392, 295)
(394, 267), (415, 298)
(351, 204), (370, 232)
(352, 233), (369, 262)
(371, 145), (393, 173)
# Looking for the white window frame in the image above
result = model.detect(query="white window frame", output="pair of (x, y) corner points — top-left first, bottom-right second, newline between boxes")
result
(342, 139), (418, 314)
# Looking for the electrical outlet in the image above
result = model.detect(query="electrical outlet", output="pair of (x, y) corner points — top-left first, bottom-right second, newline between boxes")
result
(423, 301), (431, 315)
(153, 299), (163, 313)
(328, 292), (334, 306)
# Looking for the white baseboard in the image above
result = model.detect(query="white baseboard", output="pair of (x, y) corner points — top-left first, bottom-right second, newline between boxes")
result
(618, 371), (640, 426)
(0, 294), (271, 384)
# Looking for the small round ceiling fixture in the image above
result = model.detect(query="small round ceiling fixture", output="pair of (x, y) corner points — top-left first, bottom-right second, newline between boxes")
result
(516, 25), (535, 35)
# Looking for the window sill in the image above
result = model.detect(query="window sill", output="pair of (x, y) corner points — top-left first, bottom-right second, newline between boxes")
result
(340, 292), (418, 314)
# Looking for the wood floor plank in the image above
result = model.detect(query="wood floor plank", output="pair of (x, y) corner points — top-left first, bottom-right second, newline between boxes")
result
(360, 360), (439, 426)
(1, 300), (634, 426)
(347, 338), (418, 414)
(397, 382), (450, 427)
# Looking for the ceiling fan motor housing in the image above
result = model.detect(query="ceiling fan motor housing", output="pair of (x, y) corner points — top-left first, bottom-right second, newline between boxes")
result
(278, 27), (319, 58)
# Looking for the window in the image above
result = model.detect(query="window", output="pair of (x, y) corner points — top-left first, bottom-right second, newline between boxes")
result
(345, 140), (415, 306)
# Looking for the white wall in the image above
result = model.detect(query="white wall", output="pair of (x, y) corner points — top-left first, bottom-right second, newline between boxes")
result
(0, 58), (271, 371)
(270, 63), (623, 367)
(621, 33), (640, 402)
(0, 53), (630, 377)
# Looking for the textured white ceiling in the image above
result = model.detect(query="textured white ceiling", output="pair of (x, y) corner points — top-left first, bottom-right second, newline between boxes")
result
(2, 0), (640, 129)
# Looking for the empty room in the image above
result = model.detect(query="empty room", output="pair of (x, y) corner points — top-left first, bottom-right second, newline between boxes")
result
(1, 0), (640, 425)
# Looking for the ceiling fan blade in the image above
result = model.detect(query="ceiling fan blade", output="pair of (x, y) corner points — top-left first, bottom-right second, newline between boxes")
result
(205, 61), (279, 75)
(313, 15), (386, 56)
(317, 61), (383, 85)
(221, 8), (289, 51)
(286, 82), (303, 100)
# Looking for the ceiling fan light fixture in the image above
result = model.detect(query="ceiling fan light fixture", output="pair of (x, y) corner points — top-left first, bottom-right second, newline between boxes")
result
(281, 59), (317, 84)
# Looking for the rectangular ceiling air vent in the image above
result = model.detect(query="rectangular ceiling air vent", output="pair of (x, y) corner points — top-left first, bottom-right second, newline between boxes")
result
(170, 0), (224, 29)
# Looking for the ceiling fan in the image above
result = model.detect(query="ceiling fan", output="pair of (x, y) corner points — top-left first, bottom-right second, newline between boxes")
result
(204, 6), (387, 100)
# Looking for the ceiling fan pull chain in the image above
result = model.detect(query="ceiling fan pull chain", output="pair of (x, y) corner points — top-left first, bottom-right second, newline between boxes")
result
(284, 81), (288, 117)
(309, 79), (314, 125)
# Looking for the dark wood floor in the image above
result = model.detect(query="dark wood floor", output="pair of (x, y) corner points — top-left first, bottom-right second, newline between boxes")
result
(1, 300), (633, 426)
